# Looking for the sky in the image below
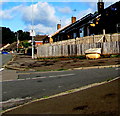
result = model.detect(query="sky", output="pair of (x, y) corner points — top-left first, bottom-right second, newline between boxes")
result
(0, 0), (119, 35)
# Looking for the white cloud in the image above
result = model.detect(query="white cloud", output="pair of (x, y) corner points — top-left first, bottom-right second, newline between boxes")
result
(58, 7), (72, 14)
(0, 10), (12, 19)
(20, 2), (61, 35)
(3, 0), (119, 2)
(0, 5), (23, 20)
(22, 2), (58, 27)
(1, 2), (59, 35)
(25, 24), (56, 35)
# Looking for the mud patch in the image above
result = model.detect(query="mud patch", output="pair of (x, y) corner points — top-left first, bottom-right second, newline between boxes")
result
(73, 105), (88, 111)
(103, 93), (116, 99)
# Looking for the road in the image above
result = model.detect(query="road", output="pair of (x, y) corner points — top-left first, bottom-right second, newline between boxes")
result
(2, 67), (119, 102)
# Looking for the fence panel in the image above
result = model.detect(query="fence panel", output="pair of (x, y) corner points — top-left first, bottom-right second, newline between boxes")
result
(37, 41), (120, 58)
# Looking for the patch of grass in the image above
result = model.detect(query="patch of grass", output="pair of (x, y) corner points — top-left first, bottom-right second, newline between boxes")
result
(106, 77), (115, 82)
(66, 90), (74, 93)
(53, 68), (68, 71)
(110, 54), (120, 58)
(101, 55), (111, 58)
(42, 96), (49, 98)
(36, 68), (68, 72)
(0, 110), (4, 113)
(25, 67), (30, 69)
(36, 69), (52, 72)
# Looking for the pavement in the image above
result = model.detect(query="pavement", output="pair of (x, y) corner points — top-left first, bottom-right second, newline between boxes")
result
(1, 69), (18, 81)
(0, 54), (13, 68)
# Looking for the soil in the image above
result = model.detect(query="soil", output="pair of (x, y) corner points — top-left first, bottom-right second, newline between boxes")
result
(6, 54), (120, 71)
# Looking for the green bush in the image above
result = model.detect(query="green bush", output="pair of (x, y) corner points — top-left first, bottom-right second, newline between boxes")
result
(110, 54), (120, 58)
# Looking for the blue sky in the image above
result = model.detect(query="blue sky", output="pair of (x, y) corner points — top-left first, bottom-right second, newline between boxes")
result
(0, 0), (119, 35)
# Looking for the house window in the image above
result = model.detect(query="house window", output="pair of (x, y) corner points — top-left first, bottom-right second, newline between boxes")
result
(116, 23), (120, 33)
(80, 28), (84, 37)
(73, 33), (77, 38)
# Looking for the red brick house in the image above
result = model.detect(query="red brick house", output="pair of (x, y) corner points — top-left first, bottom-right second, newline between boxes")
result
(34, 35), (48, 45)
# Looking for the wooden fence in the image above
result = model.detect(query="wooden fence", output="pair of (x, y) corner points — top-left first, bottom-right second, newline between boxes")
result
(46, 33), (120, 45)
(37, 41), (120, 58)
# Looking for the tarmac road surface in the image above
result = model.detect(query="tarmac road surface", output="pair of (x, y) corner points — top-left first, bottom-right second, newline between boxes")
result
(2, 67), (119, 102)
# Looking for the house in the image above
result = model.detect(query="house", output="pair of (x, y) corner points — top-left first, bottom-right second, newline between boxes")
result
(34, 35), (49, 45)
(48, 0), (120, 43)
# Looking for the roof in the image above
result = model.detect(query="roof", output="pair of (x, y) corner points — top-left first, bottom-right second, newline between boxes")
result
(49, 13), (98, 38)
(34, 35), (48, 41)
(48, 23), (72, 37)
(49, 1), (120, 38)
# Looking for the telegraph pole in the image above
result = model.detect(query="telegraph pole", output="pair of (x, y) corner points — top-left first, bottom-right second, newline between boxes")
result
(17, 32), (19, 53)
(30, 30), (35, 59)
(30, 0), (35, 59)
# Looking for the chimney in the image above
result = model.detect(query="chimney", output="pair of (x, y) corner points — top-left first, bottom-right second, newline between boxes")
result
(71, 16), (76, 23)
(57, 24), (61, 30)
(97, 0), (104, 14)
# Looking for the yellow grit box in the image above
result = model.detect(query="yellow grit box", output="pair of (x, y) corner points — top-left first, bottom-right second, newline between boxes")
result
(86, 53), (101, 59)
(85, 48), (102, 59)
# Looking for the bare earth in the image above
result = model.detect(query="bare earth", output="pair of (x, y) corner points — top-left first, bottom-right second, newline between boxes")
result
(6, 54), (120, 71)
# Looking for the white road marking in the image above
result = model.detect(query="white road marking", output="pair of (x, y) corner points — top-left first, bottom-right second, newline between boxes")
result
(0, 68), (4, 72)
(49, 73), (75, 78)
(18, 76), (47, 80)
(1, 73), (75, 82)
(0, 97), (31, 104)
(58, 85), (62, 88)
(32, 77), (47, 79)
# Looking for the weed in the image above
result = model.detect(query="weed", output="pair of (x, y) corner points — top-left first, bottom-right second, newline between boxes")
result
(36, 68), (68, 72)
(110, 54), (120, 58)
(67, 90), (74, 93)
(106, 77), (114, 82)
(42, 96), (49, 98)
(56, 69), (67, 71)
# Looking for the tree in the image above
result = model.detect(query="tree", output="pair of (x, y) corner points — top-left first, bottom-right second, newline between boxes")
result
(21, 41), (31, 48)
(21, 41), (31, 54)
(1, 27), (32, 45)
(17, 30), (32, 41)
(2, 27), (16, 44)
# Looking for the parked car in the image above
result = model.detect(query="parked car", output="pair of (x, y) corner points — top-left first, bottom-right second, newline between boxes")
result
(2, 51), (9, 54)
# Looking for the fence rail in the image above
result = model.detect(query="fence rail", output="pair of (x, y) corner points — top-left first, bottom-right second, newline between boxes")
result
(37, 41), (120, 58)
(46, 33), (120, 45)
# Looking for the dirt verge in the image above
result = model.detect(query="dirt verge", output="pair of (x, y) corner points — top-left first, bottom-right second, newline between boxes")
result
(5, 54), (120, 71)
